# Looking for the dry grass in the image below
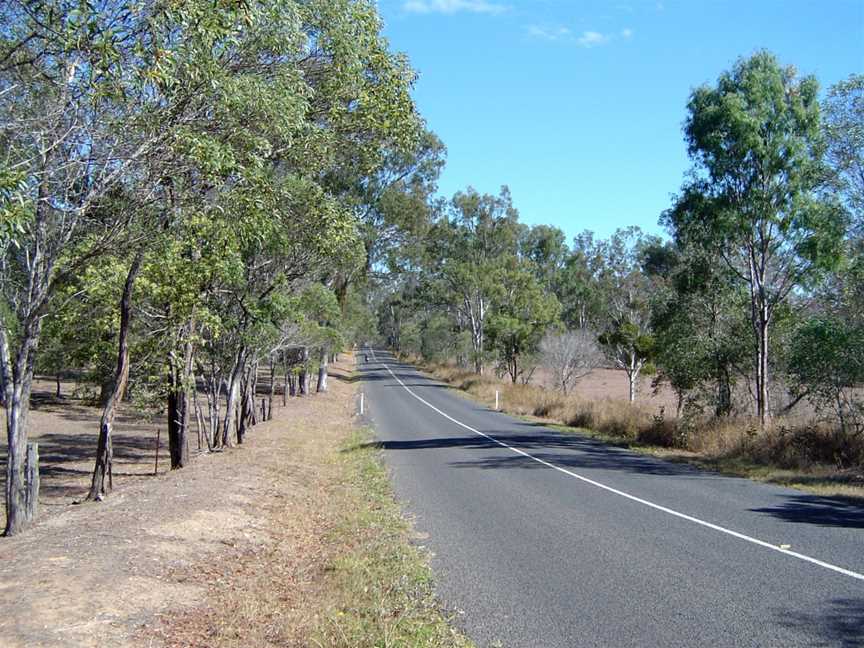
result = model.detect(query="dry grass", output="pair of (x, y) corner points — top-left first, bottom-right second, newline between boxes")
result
(0, 356), (471, 648)
(414, 357), (864, 499)
(155, 362), (473, 648)
(312, 429), (475, 648)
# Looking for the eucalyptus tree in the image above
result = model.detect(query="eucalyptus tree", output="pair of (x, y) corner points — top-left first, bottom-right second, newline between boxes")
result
(556, 231), (606, 330)
(824, 74), (864, 229)
(648, 231), (751, 418)
(593, 228), (659, 402)
(424, 187), (521, 374)
(1, 0), (423, 525)
(670, 51), (847, 426)
(519, 224), (568, 288)
(0, 0), (189, 532)
(486, 261), (561, 383)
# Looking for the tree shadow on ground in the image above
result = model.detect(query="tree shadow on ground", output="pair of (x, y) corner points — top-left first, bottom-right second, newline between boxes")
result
(750, 494), (864, 529)
(776, 598), (864, 647)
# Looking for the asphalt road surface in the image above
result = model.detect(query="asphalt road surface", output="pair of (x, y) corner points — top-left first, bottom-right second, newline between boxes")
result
(358, 348), (864, 648)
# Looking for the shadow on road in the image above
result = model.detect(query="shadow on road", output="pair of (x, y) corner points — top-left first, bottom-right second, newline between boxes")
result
(750, 494), (864, 529)
(348, 432), (711, 479)
(775, 597), (864, 647)
(351, 432), (864, 530)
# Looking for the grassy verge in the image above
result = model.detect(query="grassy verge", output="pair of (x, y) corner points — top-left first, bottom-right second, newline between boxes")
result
(410, 359), (864, 500)
(313, 428), (474, 648)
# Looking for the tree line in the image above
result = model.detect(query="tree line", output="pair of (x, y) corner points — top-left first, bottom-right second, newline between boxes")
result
(0, 0), (427, 536)
(2, 11), (861, 539)
(376, 53), (862, 455)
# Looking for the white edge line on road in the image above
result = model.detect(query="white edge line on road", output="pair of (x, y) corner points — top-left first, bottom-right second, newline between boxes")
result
(368, 348), (864, 583)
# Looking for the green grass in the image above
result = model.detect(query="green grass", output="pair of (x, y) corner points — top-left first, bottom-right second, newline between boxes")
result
(312, 428), (475, 648)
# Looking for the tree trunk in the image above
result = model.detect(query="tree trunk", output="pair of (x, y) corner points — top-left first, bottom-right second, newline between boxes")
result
(249, 361), (259, 426)
(88, 252), (143, 501)
(237, 363), (255, 444)
(757, 313), (770, 427)
(55, 373), (61, 398)
(282, 353), (288, 406)
(716, 366), (732, 418)
(268, 355), (276, 418)
(3, 323), (40, 535)
(317, 348), (328, 393)
(298, 347), (309, 395)
(167, 324), (194, 469)
(221, 348), (246, 448)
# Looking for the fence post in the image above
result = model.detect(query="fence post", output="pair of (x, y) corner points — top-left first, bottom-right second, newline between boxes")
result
(154, 428), (161, 474)
(24, 442), (39, 523)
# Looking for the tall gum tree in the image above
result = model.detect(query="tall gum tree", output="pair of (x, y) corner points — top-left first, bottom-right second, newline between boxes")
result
(0, 1), (185, 533)
(670, 51), (846, 427)
(425, 187), (521, 375)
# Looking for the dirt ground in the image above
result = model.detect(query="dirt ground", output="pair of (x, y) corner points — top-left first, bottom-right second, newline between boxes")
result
(0, 359), (359, 648)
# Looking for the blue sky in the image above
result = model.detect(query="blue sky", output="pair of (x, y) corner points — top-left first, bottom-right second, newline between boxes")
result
(377, 0), (864, 242)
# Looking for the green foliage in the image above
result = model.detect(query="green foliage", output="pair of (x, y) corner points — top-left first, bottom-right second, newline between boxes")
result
(789, 317), (864, 437)
(678, 51), (846, 293)
(487, 263), (561, 383)
(824, 73), (864, 229)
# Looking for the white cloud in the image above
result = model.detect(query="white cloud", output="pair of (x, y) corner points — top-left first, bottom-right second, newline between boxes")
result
(527, 25), (572, 41)
(577, 31), (610, 48)
(403, 0), (508, 15)
(621, 27), (634, 38)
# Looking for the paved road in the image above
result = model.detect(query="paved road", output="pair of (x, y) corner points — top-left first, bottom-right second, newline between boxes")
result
(358, 349), (864, 648)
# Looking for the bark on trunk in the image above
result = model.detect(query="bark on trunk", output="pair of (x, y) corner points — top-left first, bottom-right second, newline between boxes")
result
(298, 347), (309, 395)
(757, 315), (770, 427)
(4, 313), (45, 534)
(237, 362), (257, 444)
(268, 356), (276, 419)
(317, 348), (328, 393)
(88, 253), (143, 501)
(167, 324), (194, 469)
(220, 348), (246, 448)
(282, 353), (288, 406)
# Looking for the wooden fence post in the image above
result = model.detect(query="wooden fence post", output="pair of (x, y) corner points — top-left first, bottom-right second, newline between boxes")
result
(24, 442), (39, 523)
(154, 428), (161, 474)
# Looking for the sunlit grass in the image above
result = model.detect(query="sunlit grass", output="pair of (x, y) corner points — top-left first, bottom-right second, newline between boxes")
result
(312, 428), (475, 648)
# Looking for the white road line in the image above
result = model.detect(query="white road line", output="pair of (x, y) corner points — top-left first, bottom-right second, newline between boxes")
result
(367, 347), (864, 583)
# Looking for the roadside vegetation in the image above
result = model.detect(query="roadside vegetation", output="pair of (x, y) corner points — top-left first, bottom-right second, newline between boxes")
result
(412, 360), (864, 498)
(315, 428), (474, 648)
(1, 0), (861, 642)
(0, 0), (428, 536)
(378, 57), (863, 488)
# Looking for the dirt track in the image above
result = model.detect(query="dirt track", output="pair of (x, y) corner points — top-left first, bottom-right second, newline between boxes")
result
(0, 361), (358, 647)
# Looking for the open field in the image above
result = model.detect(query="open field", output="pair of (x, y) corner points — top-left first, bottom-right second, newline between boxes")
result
(0, 357), (471, 648)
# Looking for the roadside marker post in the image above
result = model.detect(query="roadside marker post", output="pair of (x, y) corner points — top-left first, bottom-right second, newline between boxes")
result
(360, 392), (365, 415)
(495, 390), (499, 411)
